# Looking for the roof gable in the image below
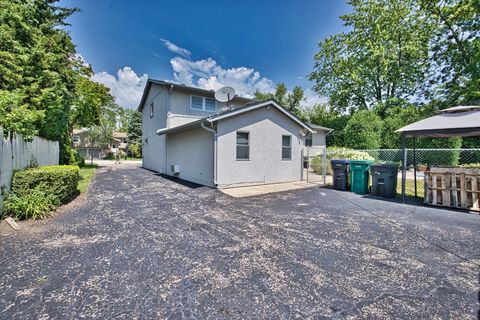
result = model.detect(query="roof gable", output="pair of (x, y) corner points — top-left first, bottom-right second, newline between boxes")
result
(208, 99), (315, 133)
(137, 79), (252, 112)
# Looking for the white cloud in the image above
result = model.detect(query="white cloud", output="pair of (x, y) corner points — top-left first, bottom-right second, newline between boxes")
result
(303, 88), (328, 108)
(91, 67), (148, 109)
(169, 56), (275, 98)
(160, 38), (191, 58)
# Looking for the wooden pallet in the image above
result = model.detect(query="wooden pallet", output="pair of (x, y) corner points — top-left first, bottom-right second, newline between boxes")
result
(424, 167), (480, 212)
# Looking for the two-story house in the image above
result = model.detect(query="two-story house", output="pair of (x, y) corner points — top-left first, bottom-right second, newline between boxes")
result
(73, 129), (128, 159)
(138, 79), (330, 188)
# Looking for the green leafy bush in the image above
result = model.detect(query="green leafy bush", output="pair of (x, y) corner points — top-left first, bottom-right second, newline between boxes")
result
(3, 190), (56, 220)
(12, 165), (80, 206)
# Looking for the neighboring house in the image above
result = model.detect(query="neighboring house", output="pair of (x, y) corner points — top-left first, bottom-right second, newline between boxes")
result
(111, 131), (128, 155)
(138, 79), (331, 188)
(73, 129), (128, 159)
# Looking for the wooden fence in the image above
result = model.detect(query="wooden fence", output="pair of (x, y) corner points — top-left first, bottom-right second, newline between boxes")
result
(0, 128), (59, 211)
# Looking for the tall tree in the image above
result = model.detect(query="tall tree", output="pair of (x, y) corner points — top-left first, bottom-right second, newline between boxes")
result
(127, 111), (142, 157)
(420, 0), (480, 105)
(0, 0), (114, 164)
(309, 0), (433, 112)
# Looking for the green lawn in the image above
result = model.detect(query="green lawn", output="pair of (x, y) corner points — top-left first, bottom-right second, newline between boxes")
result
(78, 165), (97, 193)
(396, 179), (424, 199)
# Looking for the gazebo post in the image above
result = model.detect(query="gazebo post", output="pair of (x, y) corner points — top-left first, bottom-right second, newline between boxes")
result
(401, 134), (407, 203)
(413, 137), (417, 198)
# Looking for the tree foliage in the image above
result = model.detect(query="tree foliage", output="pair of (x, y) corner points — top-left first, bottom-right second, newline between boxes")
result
(420, 0), (480, 104)
(127, 110), (142, 157)
(0, 0), (114, 164)
(343, 111), (383, 149)
(254, 83), (305, 116)
(307, 0), (480, 149)
(310, 0), (433, 112)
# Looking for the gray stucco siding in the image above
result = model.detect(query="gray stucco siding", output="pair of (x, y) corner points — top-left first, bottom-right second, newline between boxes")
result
(142, 84), (168, 173)
(170, 87), (250, 118)
(165, 128), (215, 187)
(216, 107), (305, 188)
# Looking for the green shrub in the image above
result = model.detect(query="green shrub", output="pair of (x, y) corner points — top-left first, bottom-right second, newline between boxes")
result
(12, 165), (80, 206)
(311, 147), (375, 174)
(104, 152), (115, 160)
(74, 151), (86, 167)
(3, 190), (56, 220)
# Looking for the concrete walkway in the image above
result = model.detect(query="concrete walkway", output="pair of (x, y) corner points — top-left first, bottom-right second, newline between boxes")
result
(220, 181), (320, 197)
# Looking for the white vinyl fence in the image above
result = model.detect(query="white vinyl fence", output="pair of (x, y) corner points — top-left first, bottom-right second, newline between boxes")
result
(0, 128), (59, 211)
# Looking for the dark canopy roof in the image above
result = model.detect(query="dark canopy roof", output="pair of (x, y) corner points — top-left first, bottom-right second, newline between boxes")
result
(396, 106), (480, 137)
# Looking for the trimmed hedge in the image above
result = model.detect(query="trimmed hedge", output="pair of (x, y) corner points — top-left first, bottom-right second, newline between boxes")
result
(12, 165), (80, 206)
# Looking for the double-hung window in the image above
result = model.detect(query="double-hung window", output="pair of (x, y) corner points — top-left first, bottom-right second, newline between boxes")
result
(190, 95), (216, 112)
(282, 135), (292, 160)
(190, 96), (203, 110)
(236, 132), (249, 160)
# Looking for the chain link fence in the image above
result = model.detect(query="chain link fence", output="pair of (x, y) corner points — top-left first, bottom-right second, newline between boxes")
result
(306, 148), (480, 199)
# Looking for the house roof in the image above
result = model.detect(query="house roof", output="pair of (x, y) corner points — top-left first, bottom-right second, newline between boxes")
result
(156, 99), (315, 135)
(138, 79), (253, 112)
(308, 123), (334, 133)
(113, 131), (128, 139)
(396, 106), (480, 137)
(73, 128), (89, 135)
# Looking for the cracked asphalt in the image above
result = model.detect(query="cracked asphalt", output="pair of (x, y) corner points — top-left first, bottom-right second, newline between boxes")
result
(1, 165), (479, 319)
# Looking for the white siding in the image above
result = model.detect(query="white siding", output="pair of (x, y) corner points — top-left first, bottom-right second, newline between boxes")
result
(0, 128), (59, 211)
(165, 128), (214, 187)
(167, 113), (202, 128)
(141, 84), (168, 173)
(312, 132), (326, 146)
(216, 107), (305, 188)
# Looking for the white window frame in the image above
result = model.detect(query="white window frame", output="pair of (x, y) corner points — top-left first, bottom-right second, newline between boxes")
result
(282, 135), (292, 161)
(190, 95), (216, 112)
(236, 131), (250, 161)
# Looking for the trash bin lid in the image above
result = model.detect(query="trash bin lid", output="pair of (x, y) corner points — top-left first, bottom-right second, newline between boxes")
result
(330, 159), (350, 164)
(370, 162), (399, 169)
(349, 159), (374, 165)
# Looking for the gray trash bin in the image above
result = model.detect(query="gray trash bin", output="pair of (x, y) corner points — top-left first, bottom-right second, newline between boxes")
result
(331, 159), (350, 191)
(370, 163), (399, 198)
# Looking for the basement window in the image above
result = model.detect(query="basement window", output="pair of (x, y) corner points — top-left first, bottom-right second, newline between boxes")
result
(236, 132), (249, 160)
(282, 135), (292, 160)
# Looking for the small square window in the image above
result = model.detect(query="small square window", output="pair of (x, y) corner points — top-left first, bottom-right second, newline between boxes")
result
(205, 98), (216, 112)
(191, 96), (203, 110)
(236, 132), (249, 160)
(282, 135), (292, 160)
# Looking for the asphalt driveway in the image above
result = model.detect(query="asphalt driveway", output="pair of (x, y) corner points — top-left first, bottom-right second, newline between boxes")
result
(1, 166), (479, 319)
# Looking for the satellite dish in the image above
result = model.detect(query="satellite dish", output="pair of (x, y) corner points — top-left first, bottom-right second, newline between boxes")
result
(215, 86), (236, 103)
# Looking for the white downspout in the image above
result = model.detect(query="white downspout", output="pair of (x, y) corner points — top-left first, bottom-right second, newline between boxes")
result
(200, 121), (218, 187)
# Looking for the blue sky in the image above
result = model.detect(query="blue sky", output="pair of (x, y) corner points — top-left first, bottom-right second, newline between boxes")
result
(61, 0), (349, 108)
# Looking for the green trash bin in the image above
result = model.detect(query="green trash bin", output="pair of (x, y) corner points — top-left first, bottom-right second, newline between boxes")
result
(349, 160), (374, 195)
